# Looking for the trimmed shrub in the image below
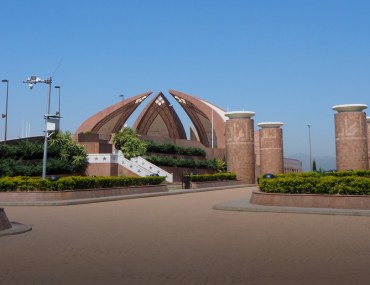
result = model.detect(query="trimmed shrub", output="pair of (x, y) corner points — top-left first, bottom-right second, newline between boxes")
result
(145, 141), (206, 157)
(0, 132), (87, 177)
(145, 155), (221, 170)
(324, 170), (370, 178)
(189, 172), (236, 182)
(0, 175), (166, 192)
(259, 171), (370, 195)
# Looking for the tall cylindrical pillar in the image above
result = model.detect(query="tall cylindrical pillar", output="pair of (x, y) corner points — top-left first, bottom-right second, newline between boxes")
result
(225, 111), (255, 184)
(257, 122), (284, 175)
(367, 117), (370, 169)
(332, 104), (369, 171)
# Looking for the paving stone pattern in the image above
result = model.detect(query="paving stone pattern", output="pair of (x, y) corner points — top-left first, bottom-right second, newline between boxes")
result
(1, 187), (370, 285)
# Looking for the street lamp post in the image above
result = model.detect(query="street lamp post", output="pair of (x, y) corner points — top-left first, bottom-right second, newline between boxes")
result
(308, 124), (312, 171)
(211, 107), (214, 149)
(1, 80), (9, 144)
(119, 94), (124, 129)
(23, 76), (52, 180)
(54, 86), (61, 116)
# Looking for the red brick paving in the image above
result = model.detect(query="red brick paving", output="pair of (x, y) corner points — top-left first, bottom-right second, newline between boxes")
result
(1, 187), (370, 285)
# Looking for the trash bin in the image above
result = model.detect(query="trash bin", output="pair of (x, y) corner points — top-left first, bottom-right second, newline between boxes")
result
(182, 174), (191, 189)
(49, 175), (60, 181)
(262, 173), (275, 179)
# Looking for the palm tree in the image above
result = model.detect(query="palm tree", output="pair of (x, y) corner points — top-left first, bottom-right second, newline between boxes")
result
(49, 131), (87, 173)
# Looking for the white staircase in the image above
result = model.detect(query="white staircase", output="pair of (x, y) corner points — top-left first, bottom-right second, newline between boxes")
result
(87, 151), (173, 183)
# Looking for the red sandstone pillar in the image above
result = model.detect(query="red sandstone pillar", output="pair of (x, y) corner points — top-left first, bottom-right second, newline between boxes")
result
(367, 117), (370, 169)
(225, 111), (255, 184)
(332, 104), (369, 171)
(257, 122), (284, 175)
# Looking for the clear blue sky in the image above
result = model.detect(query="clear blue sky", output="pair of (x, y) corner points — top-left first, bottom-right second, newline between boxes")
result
(1, 0), (369, 162)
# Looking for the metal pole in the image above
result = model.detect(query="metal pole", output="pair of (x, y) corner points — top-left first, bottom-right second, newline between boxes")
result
(42, 121), (48, 180)
(4, 81), (8, 144)
(308, 124), (312, 171)
(119, 94), (124, 129)
(22, 76), (53, 180)
(1, 80), (8, 144)
(211, 107), (214, 149)
(42, 78), (52, 180)
(55, 86), (61, 116)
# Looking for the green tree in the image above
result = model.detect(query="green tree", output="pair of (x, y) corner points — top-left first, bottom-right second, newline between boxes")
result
(113, 127), (147, 159)
(312, 159), (317, 172)
(215, 158), (227, 172)
(49, 131), (88, 173)
(0, 132), (87, 177)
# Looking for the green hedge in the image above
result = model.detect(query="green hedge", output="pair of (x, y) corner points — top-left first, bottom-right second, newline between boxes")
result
(145, 141), (206, 157)
(323, 170), (370, 178)
(145, 155), (219, 170)
(0, 158), (82, 177)
(259, 171), (370, 195)
(0, 139), (75, 160)
(0, 132), (87, 177)
(189, 172), (236, 182)
(0, 175), (166, 192)
(0, 141), (44, 159)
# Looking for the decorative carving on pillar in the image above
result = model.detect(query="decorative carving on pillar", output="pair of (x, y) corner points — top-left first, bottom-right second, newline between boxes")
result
(225, 111), (256, 184)
(257, 122), (284, 175)
(332, 104), (369, 171)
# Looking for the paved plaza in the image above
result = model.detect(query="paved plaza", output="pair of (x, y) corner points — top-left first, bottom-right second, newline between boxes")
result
(2, 186), (370, 285)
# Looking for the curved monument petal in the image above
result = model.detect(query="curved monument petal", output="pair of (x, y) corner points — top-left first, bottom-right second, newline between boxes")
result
(168, 89), (227, 148)
(133, 92), (186, 140)
(75, 91), (152, 140)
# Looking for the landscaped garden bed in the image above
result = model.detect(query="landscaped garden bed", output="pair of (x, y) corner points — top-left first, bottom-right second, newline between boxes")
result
(188, 172), (237, 182)
(0, 175), (165, 192)
(191, 180), (244, 189)
(0, 176), (167, 203)
(184, 172), (242, 189)
(259, 171), (370, 195)
(254, 170), (370, 209)
(0, 184), (168, 203)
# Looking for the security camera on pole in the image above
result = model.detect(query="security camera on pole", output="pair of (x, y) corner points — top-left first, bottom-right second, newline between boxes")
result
(23, 76), (60, 180)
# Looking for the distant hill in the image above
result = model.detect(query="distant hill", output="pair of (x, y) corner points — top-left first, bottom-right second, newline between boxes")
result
(286, 153), (336, 172)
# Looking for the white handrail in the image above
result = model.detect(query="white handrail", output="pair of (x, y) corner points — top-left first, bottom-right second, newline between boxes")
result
(132, 156), (173, 181)
(87, 152), (173, 183)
